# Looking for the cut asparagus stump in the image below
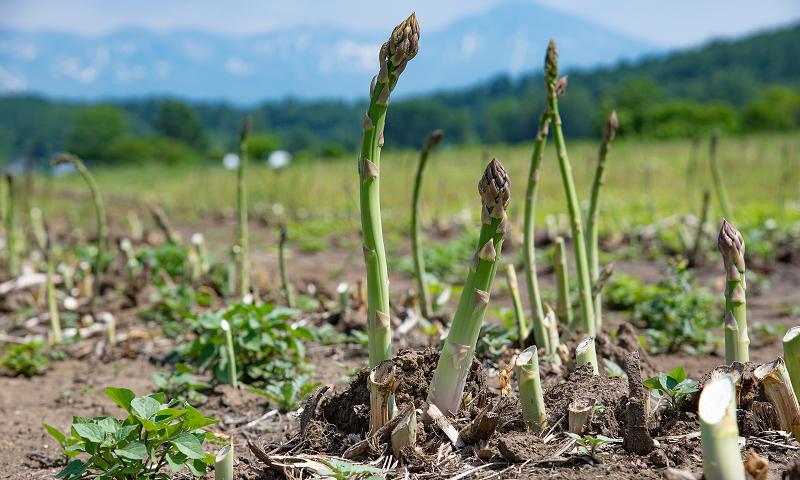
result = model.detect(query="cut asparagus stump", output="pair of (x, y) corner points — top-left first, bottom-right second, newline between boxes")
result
(753, 358), (800, 441)
(214, 442), (234, 480)
(544, 40), (596, 336)
(718, 219), (748, 362)
(586, 111), (618, 333)
(220, 320), (238, 389)
(515, 346), (547, 433)
(554, 236), (573, 328)
(575, 336), (599, 375)
(427, 158), (510, 415)
(522, 112), (551, 344)
(368, 361), (398, 435)
(359, 13), (419, 368)
(505, 264), (529, 348)
(411, 129), (443, 319)
(783, 326), (800, 401)
(698, 377), (745, 480)
(568, 397), (595, 434)
(544, 304), (561, 365)
(390, 407), (417, 458)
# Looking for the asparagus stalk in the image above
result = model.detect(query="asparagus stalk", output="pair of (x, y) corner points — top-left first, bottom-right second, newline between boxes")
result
(586, 111), (617, 332)
(359, 13), (419, 367)
(411, 129), (443, 319)
(575, 336), (599, 375)
(708, 130), (733, 222)
(754, 358), (800, 440)
(544, 304), (561, 364)
(220, 319), (238, 389)
(553, 236), (573, 329)
(30, 207), (47, 251)
(688, 189), (711, 267)
(4, 174), (18, 277)
(544, 40), (595, 336)
(46, 232), (61, 344)
(699, 377), (745, 480)
(237, 116), (251, 298)
(724, 312), (738, 366)
(783, 326), (800, 401)
(278, 226), (296, 308)
(214, 442), (234, 480)
(428, 158), (509, 414)
(505, 263), (529, 348)
(522, 112), (551, 342)
(52, 154), (106, 301)
(515, 346), (547, 433)
(718, 219), (748, 362)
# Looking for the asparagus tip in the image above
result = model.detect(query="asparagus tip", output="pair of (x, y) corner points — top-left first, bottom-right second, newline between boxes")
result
(424, 128), (444, 151)
(387, 12), (420, 70)
(545, 39), (558, 82)
(718, 218), (745, 273)
(478, 158), (510, 218)
(604, 110), (619, 142)
(240, 115), (252, 142)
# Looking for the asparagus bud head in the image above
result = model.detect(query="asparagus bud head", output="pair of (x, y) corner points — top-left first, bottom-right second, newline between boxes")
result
(718, 219), (745, 280)
(545, 39), (558, 83)
(240, 115), (252, 142)
(424, 128), (444, 152)
(604, 110), (619, 143)
(478, 158), (510, 222)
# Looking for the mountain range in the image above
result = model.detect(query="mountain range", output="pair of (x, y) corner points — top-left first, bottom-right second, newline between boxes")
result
(0, 2), (659, 102)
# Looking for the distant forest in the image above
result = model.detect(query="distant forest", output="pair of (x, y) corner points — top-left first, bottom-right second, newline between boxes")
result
(1, 23), (799, 166)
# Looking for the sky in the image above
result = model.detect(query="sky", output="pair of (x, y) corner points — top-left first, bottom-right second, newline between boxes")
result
(2, 0), (799, 48)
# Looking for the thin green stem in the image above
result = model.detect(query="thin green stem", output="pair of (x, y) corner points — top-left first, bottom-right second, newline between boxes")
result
(505, 263), (528, 348)
(4, 175), (17, 277)
(238, 117), (251, 298)
(279, 226), (295, 308)
(709, 131), (733, 222)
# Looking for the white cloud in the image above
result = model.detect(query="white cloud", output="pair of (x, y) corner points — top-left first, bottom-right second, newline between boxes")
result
(180, 39), (211, 61)
(0, 40), (38, 60)
(115, 41), (137, 56)
(508, 29), (529, 76)
(460, 34), (479, 57)
(319, 40), (374, 73)
(115, 63), (146, 82)
(55, 46), (109, 83)
(224, 57), (253, 75)
(0, 67), (27, 91)
(155, 60), (171, 78)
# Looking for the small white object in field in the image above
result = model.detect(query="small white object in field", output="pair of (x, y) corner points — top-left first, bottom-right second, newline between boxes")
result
(267, 150), (292, 169)
(223, 153), (240, 170)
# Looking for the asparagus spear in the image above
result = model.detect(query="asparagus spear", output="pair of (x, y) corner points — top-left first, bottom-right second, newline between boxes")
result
(544, 40), (596, 336)
(359, 13), (419, 368)
(279, 225), (296, 308)
(718, 219), (748, 362)
(428, 158), (509, 415)
(516, 346), (547, 433)
(699, 377), (745, 480)
(4, 174), (18, 277)
(51, 154), (107, 302)
(505, 263), (528, 348)
(522, 112), (551, 348)
(709, 130), (733, 221)
(586, 111), (618, 332)
(783, 326), (800, 401)
(411, 129), (444, 319)
(237, 116), (252, 298)
(553, 236), (572, 329)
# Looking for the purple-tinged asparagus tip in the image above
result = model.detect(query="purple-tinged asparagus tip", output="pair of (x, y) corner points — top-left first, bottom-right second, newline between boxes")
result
(478, 158), (510, 219)
(718, 218), (745, 278)
(424, 129), (444, 152)
(604, 111), (619, 143)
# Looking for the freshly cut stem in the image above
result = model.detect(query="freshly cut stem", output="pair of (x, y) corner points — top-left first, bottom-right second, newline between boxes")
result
(783, 326), (800, 401)
(544, 305), (561, 364)
(46, 236), (61, 344)
(214, 442), (234, 480)
(708, 130), (732, 221)
(699, 377), (745, 480)
(368, 361), (398, 434)
(724, 313), (738, 365)
(237, 117), (251, 298)
(505, 263), (528, 348)
(568, 397), (595, 434)
(718, 219), (748, 362)
(5, 175), (18, 276)
(411, 129), (443, 319)
(553, 237), (573, 328)
(575, 336), (598, 375)
(337, 282), (350, 318)
(522, 112), (551, 336)
(586, 111), (617, 333)
(545, 40), (595, 336)
(390, 407), (417, 458)
(359, 13), (419, 367)
(191, 233), (209, 280)
(279, 226), (295, 308)
(754, 358), (800, 441)
(52, 154), (106, 302)
(428, 159), (509, 415)
(515, 346), (547, 433)
(220, 320), (238, 389)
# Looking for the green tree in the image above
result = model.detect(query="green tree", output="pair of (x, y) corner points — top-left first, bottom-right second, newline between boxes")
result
(155, 100), (208, 150)
(742, 87), (800, 132)
(246, 133), (282, 161)
(66, 105), (127, 163)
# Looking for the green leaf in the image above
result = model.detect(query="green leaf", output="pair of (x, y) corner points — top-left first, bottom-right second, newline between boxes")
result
(131, 396), (161, 419)
(642, 376), (661, 390)
(173, 432), (205, 459)
(116, 441), (147, 460)
(43, 423), (66, 445)
(56, 460), (86, 479)
(166, 452), (188, 472)
(105, 387), (136, 412)
(96, 417), (119, 434)
(73, 423), (105, 443)
(113, 424), (139, 442)
(668, 366), (687, 383)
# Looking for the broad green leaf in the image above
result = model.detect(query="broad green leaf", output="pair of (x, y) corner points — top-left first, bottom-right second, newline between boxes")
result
(131, 396), (160, 420)
(96, 417), (119, 434)
(73, 423), (105, 443)
(187, 458), (208, 476)
(105, 387), (136, 412)
(56, 460), (86, 479)
(166, 452), (187, 472)
(668, 367), (687, 383)
(43, 423), (66, 445)
(113, 424), (138, 442)
(173, 432), (205, 459)
(116, 441), (147, 460)
(642, 376), (661, 390)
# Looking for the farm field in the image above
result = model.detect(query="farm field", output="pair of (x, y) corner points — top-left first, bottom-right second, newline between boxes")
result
(2, 8), (800, 480)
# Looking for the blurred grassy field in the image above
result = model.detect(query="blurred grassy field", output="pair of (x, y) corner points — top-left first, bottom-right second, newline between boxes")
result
(40, 132), (800, 236)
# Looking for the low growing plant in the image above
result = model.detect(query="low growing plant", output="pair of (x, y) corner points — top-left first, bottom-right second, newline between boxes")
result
(643, 366), (699, 408)
(0, 340), (50, 377)
(44, 387), (218, 479)
(247, 372), (319, 413)
(565, 432), (622, 461)
(151, 364), (211, 405)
